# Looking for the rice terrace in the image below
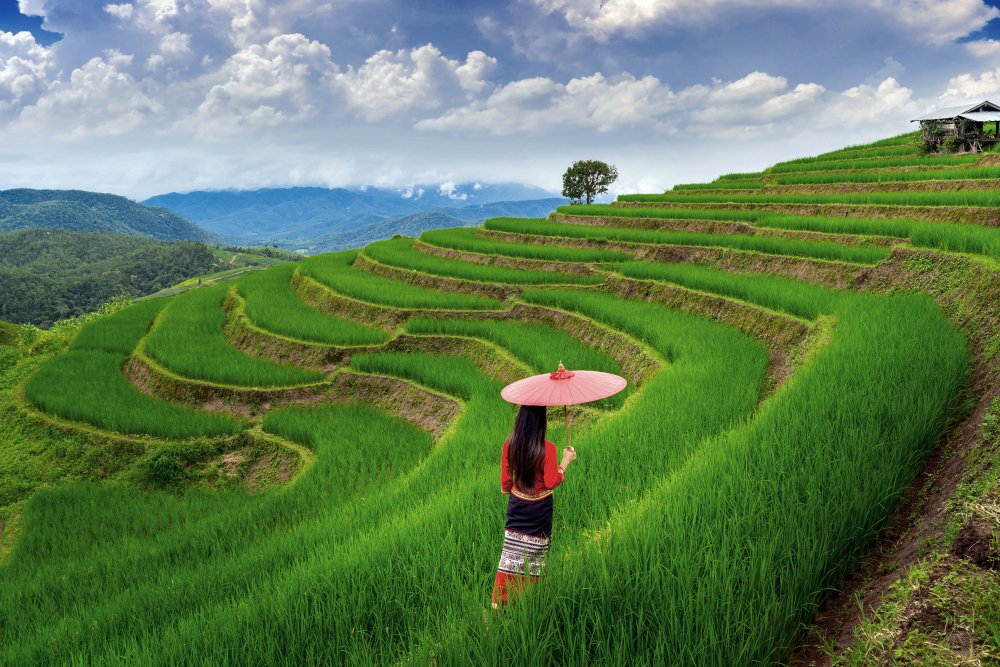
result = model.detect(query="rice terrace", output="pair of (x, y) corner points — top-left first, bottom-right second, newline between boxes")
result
(1, 124), (999, 665)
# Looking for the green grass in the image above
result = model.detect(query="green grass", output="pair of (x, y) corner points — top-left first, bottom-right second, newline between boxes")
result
(70, 297), (170, 355)
(775, 143), (922, 166)
(775, 165), (1000, 185)
(618, 190), (1000, 207)
(717, 171), (765, 180)
(236, 264), (387, 346)
(24, 300), (243, 438)
(767, 154), (979, 174)
(299, 251), (502, 310)
(420, 227), (631, 262)
(363, 237), (604, 285)
(144, 284), (325, 387)
(611, 262), (843, 320)
(673, 180), (766, 190)
(0, 126), (981, 666)
(558, 204), (757, 222)
(414, 288), (967, 665)
(487, 217), (890, 264)
(405, 316), (629, 406)
(0, 292), (769, 664)
(557, 204), (1000, 262)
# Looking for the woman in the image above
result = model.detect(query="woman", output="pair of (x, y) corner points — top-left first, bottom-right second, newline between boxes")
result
(492, 404), (576, 608)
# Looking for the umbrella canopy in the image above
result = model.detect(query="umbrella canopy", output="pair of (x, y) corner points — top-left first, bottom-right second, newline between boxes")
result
(500, 362), (627, 407)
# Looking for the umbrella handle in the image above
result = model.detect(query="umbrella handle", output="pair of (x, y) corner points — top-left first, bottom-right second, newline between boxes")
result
(564, 405), (570, 449)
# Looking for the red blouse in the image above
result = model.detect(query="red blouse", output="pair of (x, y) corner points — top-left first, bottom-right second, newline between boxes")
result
(501, 439), (563, 501)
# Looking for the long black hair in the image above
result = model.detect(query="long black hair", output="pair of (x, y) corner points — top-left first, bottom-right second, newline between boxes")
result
(508, 405), (547, 489)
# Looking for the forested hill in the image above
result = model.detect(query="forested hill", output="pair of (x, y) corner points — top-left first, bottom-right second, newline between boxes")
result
(0, 189), (212, 242)
(0, 229), (250, 326)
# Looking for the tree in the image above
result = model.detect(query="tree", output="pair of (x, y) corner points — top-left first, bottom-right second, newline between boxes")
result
(562, 160), (619, 205)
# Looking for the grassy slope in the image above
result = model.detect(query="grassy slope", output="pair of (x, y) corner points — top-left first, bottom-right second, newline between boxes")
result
(0, 129), (996, 665)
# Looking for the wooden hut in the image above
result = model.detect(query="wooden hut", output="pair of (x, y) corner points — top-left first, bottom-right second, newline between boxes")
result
(912, 100), (1000, 152)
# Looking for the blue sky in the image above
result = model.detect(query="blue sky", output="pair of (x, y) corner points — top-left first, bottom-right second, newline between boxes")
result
(3, 0), (1000, 198)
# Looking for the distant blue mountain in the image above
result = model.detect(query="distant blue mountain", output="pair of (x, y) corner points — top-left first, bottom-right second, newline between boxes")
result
(309, 198), (566, 252)
(143, 184), (564, 250)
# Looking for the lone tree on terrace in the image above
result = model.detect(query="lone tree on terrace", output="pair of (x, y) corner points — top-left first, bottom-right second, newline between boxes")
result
(562, 160), (619, 205)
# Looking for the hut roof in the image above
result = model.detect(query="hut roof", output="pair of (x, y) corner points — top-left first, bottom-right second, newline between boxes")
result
(912, 100), (1000, 122)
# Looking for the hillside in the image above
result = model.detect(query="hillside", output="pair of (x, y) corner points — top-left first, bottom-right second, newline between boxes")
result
(0, 131), (997, 664)
(0, 229), (292, 326)
(144, 185), (564, 248)
(0, 189), (212, 241)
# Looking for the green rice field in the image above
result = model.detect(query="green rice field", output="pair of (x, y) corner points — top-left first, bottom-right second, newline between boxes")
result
(4, 128), (997, 664)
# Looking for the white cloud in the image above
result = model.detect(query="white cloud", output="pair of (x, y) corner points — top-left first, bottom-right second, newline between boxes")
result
(869, 0), (999, 46)
(0, 31), (53, 111)
(419, 68), (916, 140)
(938, 69), (1000, 105)
(966, 39), (1000, 58)
(333, 44), (497, 122)
(105, 3), (136, 20)
(534, 0), (998, 45)
(438, 181), (467, 200)
(194, 33), (333, 131)
(418, 72), (672, 134)
(16, 50), (161, 138)
(160, 32), (193, 58)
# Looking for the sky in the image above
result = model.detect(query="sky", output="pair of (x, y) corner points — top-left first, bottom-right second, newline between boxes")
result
(4, 1), (1000, 199)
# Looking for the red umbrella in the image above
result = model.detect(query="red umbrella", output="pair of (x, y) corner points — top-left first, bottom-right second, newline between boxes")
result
(501, 362), (627, 447)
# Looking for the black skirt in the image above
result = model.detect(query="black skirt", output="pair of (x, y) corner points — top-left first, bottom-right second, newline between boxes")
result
(505, 494), (554, 538)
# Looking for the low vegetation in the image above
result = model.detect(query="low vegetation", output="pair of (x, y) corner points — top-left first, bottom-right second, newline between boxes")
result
(237, 264), (387, 346)
(2, 128), (996, 665)
(487, 216), (890, 264)
(24, 299), (243, 437)
(299, 250), (502, 310)
(144, 284), (325, 387)
(363, 236), (604, 285)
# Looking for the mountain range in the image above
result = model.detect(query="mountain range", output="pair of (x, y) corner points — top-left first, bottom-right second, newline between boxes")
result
(144, 184), (565, 251)
(0, 189), (212, 242)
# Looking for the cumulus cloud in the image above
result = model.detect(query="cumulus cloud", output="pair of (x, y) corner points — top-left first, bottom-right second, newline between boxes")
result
(0, 31), (53, 111)
(966, 39), (1000, 59)
(937, 69), (1000, 105)
(418, 68), (912, 138)
(193, 33), (333, 131)
(333, 44), (497, 122)
(534, 0), (998, 44)
(417, 72), (672, 133)
(16, 50), (161, 137)
(105, 3), (135, 20)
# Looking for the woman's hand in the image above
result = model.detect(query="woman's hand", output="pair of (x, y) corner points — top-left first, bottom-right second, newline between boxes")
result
(560, 445), (576, 470)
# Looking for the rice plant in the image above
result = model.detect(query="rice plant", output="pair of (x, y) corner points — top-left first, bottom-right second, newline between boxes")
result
(618, 189), (1000, 207)
(420, 227), (631, 262)
(405, 316), (629, 406)
(70, 297), (169, 355)
(611, 261), (843, 320)
(25, 300), (243, 438)
(672, 180), (766, 190)
(774, 143), (922, 166)
(775, 165), (1000, 185)
(717, 171), (765, 180)
(486, 217), (890, 264)
(768, 154), (978, 174)
(299, 251), (502, 310)
(363, 237), (604, 285)
(236, 264), (387, 346)
(144, 284), (325, 387)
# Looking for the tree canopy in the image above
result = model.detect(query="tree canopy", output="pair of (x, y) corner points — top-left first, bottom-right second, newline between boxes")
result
(562, 160), (619, 205)
(0, 229), (252, 327)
